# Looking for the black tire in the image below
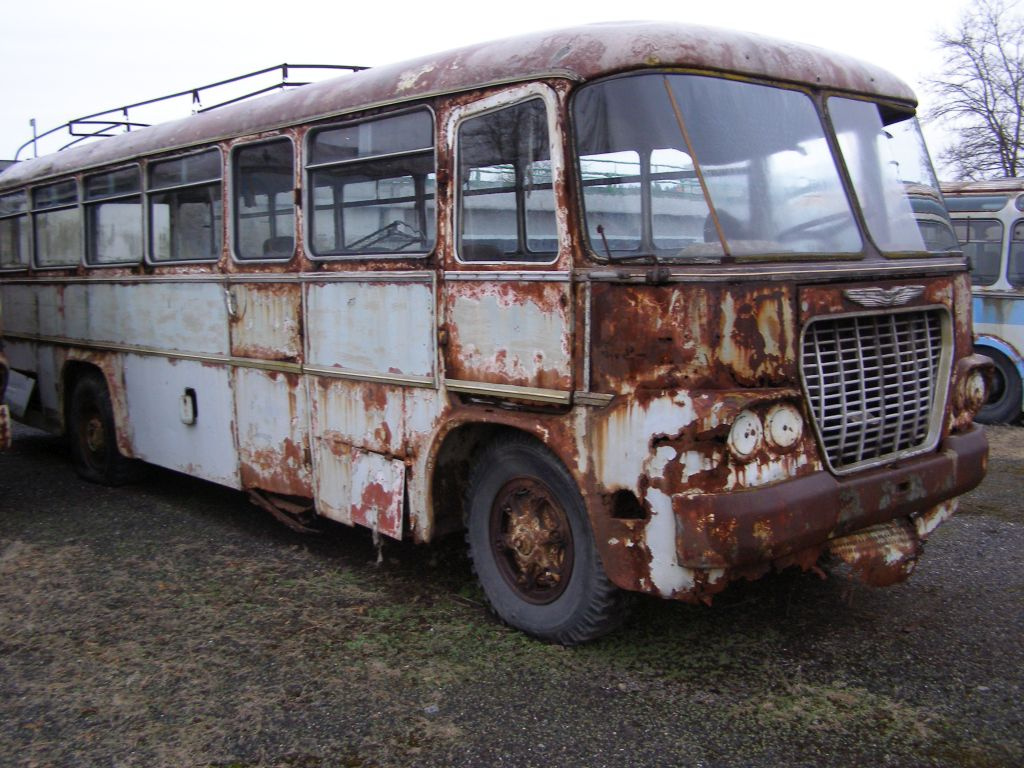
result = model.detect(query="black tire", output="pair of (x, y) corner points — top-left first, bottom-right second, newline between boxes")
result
(67, 372), (138, 485)
(977, 348), (1022, 425)
(465, 435), (626, 644)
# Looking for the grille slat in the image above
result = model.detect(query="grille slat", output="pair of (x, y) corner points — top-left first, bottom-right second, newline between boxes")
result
(802, 310), (944, 472)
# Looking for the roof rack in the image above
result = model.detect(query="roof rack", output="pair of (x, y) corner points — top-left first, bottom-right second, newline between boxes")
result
(15, 63), (367, 162)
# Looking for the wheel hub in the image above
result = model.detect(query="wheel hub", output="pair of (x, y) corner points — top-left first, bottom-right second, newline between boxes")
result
(491, 478), (574, 604)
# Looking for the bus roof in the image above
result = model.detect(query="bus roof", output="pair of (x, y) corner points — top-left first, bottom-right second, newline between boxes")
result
(1, 21), (915, 189)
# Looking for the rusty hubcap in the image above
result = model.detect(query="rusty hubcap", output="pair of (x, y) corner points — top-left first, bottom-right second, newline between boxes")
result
(490, 478), (574, 604)
(84, 415), (105, 455)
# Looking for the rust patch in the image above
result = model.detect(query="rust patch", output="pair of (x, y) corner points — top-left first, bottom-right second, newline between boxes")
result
(589, 282), (796, 393)
(825, 519), (920, 587)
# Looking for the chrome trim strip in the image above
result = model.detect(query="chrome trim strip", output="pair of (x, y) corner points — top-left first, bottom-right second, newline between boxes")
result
(445, 378), (571, 405)
(573, 391), (614, 407)
(443, 270), (571, 282)
(304, 365), (435, 388)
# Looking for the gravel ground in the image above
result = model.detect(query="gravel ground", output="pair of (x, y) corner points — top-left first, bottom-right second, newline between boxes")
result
(0, 423), (1021, 768)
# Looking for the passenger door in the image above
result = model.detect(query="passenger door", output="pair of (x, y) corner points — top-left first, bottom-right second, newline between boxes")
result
(442, 85), (574, 406)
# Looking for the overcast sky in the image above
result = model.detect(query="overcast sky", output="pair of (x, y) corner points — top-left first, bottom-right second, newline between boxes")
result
(1, 0), (971, 171)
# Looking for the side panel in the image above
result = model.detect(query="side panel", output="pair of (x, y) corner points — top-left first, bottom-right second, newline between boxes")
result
(443, 276), (573, 392)
(306, 278), (435, 381)
(234, 368), (311, 496)
(305, 275), (440, 538)
(228, 283), (303, 361)
(314, 438), (405, 539)
(123, 354), (240, 487)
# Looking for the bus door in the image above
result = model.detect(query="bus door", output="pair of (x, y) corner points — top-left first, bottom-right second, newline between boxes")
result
(225, 276), (313, 498)
(442, 86), (575, 407)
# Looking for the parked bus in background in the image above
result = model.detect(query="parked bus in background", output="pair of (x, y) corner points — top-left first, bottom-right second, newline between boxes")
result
(941, 179), (1024, 424)
(0, 23), (991, 643)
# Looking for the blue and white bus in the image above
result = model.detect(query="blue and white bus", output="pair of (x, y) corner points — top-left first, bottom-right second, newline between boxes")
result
(942, 179), (1024, 424)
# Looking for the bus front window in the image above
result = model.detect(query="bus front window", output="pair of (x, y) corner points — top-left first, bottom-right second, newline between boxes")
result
(830, 98), (958, 254)
(573, 73), (862, 260)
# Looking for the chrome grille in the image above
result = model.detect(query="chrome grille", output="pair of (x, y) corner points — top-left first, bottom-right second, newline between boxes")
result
(801, 310), (945, 473)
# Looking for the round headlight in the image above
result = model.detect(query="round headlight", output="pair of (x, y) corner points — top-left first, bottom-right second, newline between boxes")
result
(964, 369), (988, 411)
(728, 410), (764, 461)
(765, 403), (804, 450)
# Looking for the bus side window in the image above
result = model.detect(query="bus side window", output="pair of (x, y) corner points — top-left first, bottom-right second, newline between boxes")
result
(307, 110), (435, 258)
(32, 180), (82, 268)
(1010, 221), (1024, 288)
(457, 98), (557, 262)
(233, 138), (295, 260)
(956, 218), (1002, 286)
(84, 166), (143, 266)
(148, 149), (223, 263)
(0, 191), (29, 270)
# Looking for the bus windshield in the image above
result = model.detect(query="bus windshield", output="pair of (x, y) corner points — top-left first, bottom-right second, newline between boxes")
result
(829, 97), (958, 254)
(572, 73), (953, 261)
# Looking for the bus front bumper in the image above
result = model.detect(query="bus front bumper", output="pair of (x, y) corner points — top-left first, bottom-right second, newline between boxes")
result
(673, 425), (988, 579)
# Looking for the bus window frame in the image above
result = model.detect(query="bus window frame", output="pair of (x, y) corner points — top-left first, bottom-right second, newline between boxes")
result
(451, 84), (565, 267)
(31, 178), (83, 270)
(83, 163), (144, 268)
(953, 216), (1004, 288)
(1009, 218), (1024, 288)
(230, 135), (297, 263)
(303, 105), (437, 262)
(0, 189), (31, 272)
(145, 146), (224, 266)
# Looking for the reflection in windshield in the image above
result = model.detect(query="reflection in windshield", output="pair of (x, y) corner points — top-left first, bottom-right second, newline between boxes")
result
(829, 97), (957, 254)
(573, 73), (861, 260)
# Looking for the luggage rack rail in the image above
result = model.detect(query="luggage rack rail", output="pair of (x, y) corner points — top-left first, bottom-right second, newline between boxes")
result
(15, 63), (368, 161)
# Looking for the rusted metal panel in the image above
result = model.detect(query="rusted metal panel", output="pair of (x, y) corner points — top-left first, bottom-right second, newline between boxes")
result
(798, 276), (954, 322)
(588, 281), (797, 394)
(234, 367), (311, 497)
(444, 276), (573, 391)
(826, 519), (921, 587)
(305, 278), (435, 381)
(227, 283), (302, 362)
(313, 436), (404, 539)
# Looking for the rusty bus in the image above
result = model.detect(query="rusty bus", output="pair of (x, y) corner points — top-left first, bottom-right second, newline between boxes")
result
(0, 22), (992, 643)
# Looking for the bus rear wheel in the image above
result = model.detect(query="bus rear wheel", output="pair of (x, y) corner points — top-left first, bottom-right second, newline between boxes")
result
(465, 435), (626, 644)
(977, 349), (1022, 425)
(68, 372), (137, 485)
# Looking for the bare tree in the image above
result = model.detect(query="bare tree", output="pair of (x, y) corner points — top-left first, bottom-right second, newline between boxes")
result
(928, 0), (1024, 180)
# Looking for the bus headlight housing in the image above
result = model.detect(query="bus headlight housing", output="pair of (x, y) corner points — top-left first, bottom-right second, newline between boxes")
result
(963, 369), (988, 413)
(727, 410), (763, 462)
(765, 403), (804, 450)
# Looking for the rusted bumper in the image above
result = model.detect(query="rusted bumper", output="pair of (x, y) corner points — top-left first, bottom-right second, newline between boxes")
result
(674, 425), (988, 569)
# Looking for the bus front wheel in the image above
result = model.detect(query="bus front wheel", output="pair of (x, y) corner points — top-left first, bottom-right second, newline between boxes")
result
(68, 372), (138, 485)
(977, 349), (1022, 425)
(465, 435), (626, 644)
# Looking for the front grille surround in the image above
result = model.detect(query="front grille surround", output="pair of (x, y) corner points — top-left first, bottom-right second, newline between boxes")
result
(799, 306), (951, 475)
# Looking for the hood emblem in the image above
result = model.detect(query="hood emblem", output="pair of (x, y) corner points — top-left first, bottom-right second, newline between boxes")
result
(843, 285), (925, 308)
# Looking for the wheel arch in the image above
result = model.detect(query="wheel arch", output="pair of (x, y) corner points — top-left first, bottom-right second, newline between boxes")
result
(974, 334), (1024, 376)
(61, 354), (133, 456)
(428, 418), (582, 541)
